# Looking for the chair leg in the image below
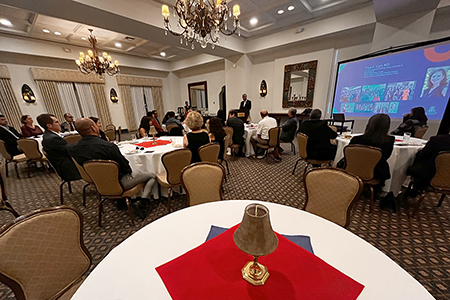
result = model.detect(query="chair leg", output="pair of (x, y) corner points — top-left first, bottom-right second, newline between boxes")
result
(1, 201), (19, 217)
(292, 158), (301, 175)
(68, 181), (72, 193)
(369, 185), (374, 213)
(224, 159), (230, 174)
(166, 187), (173, 212)
(5, 161), (9, 177)
(98, 193), (103, 227)
(27, 162), (31, 178)
(125, 197), (135, 225)
(304, 162), (309, 174)
(43, 161), (49, 174)
(82, 183), (90, 206)
(60, 181), (66, 204)
(412, 192), (427, 217)
(437, 194), (446, 207)
(403, 180), (414, 200)
(14, 162), (19, 179)
(291, 142), (295, 155)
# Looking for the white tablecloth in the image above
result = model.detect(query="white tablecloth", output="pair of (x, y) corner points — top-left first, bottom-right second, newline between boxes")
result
(333, 135), (426, 196)
(243, 125), (257, 157)
(71, 200), (433, 300)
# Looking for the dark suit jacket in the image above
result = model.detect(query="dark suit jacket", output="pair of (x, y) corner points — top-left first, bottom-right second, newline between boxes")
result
(299, 120), (337, 160)
(349, 134), (395, 182)
(239, 100), (252, 111)
(0, 125), (22, 156)
(407, 135), (450, 190)
(42, 131), (80, 181)
(280, 117), (299, 142)
(226, 116), (244, 145)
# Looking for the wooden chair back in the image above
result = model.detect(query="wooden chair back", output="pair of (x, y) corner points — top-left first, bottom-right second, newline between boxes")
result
(430, 151), (450, 192)
(104, 130), (115, 141)
(414, 126), (428, 139)
(64, 134), (82, 144)
(17, 139), (42, 160)
(161, 149), (192, 185)
(199, 143), (221, 163)
(296, 133), (308, 159)
(83, 160), (124, 196)
(72, 158), (93, 183)
(182, 162), (224, 206)
(0, 140), (12, 160)
(344, 145), (382, 181)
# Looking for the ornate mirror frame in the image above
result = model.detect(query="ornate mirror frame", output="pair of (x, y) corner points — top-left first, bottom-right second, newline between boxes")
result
(188, 81), (208, 111)
(282, 60), (318, 108)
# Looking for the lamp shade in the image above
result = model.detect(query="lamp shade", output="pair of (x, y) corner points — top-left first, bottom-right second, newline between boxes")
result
(149, 125), (158, 136)
(233, 204), (278, 257)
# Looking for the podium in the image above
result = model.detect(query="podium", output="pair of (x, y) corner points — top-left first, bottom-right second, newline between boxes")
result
(236, 108), (249, 124)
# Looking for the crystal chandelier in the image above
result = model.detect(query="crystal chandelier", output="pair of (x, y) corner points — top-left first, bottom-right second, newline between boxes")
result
(162, 0), (241, 49)
(75, 29), (120, 76)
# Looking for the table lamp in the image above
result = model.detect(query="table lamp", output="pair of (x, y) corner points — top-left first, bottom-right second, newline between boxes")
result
(233, 203), (278, 286)
(149, 125), (158, 141)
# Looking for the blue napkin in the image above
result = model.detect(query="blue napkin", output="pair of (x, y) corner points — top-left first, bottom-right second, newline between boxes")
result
(206, 225), (314, 254)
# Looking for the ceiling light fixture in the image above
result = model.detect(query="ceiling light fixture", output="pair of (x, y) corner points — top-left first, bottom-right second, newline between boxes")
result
(277, 10), (284, 15)
(76, 29), (119, 76)
(288, 6), (295, 11)
(160, 52), (166, 57)
(0, 18), (13, 27)
(162, 0), (241, 50)
(250, 18), (258, 25)
(42, 29), (50, 33)
(54, 31), (61, 35)
(115, 42), (122, 48)
(81, 37), (87, 40)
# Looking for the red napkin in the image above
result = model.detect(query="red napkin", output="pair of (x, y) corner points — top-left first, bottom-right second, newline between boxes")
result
(135, 140), (171, 148)
(156, 224), (364, 300)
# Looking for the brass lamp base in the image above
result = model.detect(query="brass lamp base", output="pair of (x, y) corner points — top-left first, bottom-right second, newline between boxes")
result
(241, 261), (270, 286)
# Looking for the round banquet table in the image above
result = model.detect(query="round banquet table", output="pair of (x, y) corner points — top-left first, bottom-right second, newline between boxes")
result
(71, 200), (433, 300)
(243, 124), (258, 157)
(333, 135), (426, 197)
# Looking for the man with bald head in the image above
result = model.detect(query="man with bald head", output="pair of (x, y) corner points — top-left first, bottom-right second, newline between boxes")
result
(250, 110), (278, 159)
(69, 118), (158, 207)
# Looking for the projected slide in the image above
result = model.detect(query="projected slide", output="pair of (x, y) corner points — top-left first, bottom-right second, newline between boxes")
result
(332, 42), (450, 120)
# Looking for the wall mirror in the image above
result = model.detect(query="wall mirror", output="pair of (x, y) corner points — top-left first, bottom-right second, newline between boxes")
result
(21, 84), (36, 103)
(188, 81), (208, 113)
(110, 88), (119, 102)
(282, 60), (318, 108)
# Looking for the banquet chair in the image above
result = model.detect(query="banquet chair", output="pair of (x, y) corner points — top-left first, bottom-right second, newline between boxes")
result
(292, 133), (333, 175)
(71, 158), (94, 206)
(117, 126), (122, 142)
(257, 127), (280, 162)
(0, 140), (27, 179)
(157, 149), (192, 212)
(0, 164), (19, 217)
(199, 143), (221, 163)
(64, 134), (82, 144)
(17, 139), (49, 178)
(414, 126), (428, 139)
(331, 113), (354, 134)
(411, 151), (450, 217)
(279, 127), (296, 154)
(104, 129), (115, 141)
(169, 126), (183, 136)
(344, 145), (382, 213)
(218, 134), (230, 174)
(223, 126), (240, 155)
(105, 124), (116, 132)
(166, 124), (178, 133)
(0, 206), (92, 300)
(303, 168), (363, 228)
(181, 162), (224, 206)
(83, 160), (144, 226)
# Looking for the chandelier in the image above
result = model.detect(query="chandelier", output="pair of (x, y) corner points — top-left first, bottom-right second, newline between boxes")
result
(161, 0), (241, 49)
(75, 29), (120, 76)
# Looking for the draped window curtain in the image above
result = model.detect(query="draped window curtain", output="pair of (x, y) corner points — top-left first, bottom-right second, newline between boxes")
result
(130, 86), (154, 129)
(90, 83), (112, 126)
(56, 82), (82, 118)
(0, 78), (23, 130)
(36, 81), (64, 122)
(75, 83), (98, 118)
(118, 85), (137, 131)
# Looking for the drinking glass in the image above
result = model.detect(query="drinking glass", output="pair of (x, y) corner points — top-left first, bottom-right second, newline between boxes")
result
(403, 132), (411, 142)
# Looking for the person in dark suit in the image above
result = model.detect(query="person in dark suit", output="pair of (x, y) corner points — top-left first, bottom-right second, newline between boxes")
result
(298, 109), (337, 160)
(278, 108), (299, 153)
(407, 134), (450, 191)
(349, 113), (394, 184)
(239, 94), (252, 113)
(37, 114), (80, 181)
(60, 113), (75, 133)
(226, 109), (245, 156)
(0, 115), (22, 156)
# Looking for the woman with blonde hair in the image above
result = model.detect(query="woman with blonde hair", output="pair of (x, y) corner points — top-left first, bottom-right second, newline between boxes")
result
(183, 111), (210, 163)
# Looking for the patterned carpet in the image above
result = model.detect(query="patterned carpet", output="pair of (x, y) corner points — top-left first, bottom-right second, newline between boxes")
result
(0, 144), (449, 299)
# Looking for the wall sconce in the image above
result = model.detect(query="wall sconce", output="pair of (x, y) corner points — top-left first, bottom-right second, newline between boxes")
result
(259, 80), (267, 97)
(22, 84), (36, 103)
(110, 88), (119, 103)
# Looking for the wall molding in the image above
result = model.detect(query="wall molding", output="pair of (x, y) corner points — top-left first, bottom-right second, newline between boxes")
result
(30, 67), (105, 83)
(116, 75), (162, 87)
(0, 65), (11, 79)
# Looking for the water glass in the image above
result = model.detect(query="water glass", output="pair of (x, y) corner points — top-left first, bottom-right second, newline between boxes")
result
(403, 132), (411, 142)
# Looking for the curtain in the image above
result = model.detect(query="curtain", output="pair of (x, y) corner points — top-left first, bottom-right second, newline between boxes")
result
(0, 78), (23, 130)
(74, 83), (98, 118)
(36, 80), (64, 122)
(143, 87), (154, 112)
(56, 82), (82, 119)
(90, 83), (112, 126)
(151, 87), (164, 117)
(130, 86), (147, 129)
(196, 90), (206, 112)
(119, 85), (137, 131)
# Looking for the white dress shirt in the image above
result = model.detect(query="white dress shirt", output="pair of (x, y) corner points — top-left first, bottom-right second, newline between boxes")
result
(257, 116), (277, 140)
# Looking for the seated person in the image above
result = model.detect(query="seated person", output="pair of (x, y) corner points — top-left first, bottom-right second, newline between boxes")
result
(69, 118), (158, 202)
(250, 110), (278, 159)
(298, 109), (337, 160)
(60, 113), (75, 133)
(407, 134), (450, 191)
(278, 108), (298, 152)
(139, 112), (152, 138)
(183, 111), (210, 163)
(208, 117), (226, 160)
(37, 114), (80, 181)
(0, 115), (22, 156)
(152, 110), (161, 126)
(391, 106), (427, 137)
(226, 109), (245, 156)
(89, 117), (108, 141)
(20, 115), (43, 137)
(216, 109), (226, 126)
(349, 113), (394, 185)
(165, 111), (183, 131)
